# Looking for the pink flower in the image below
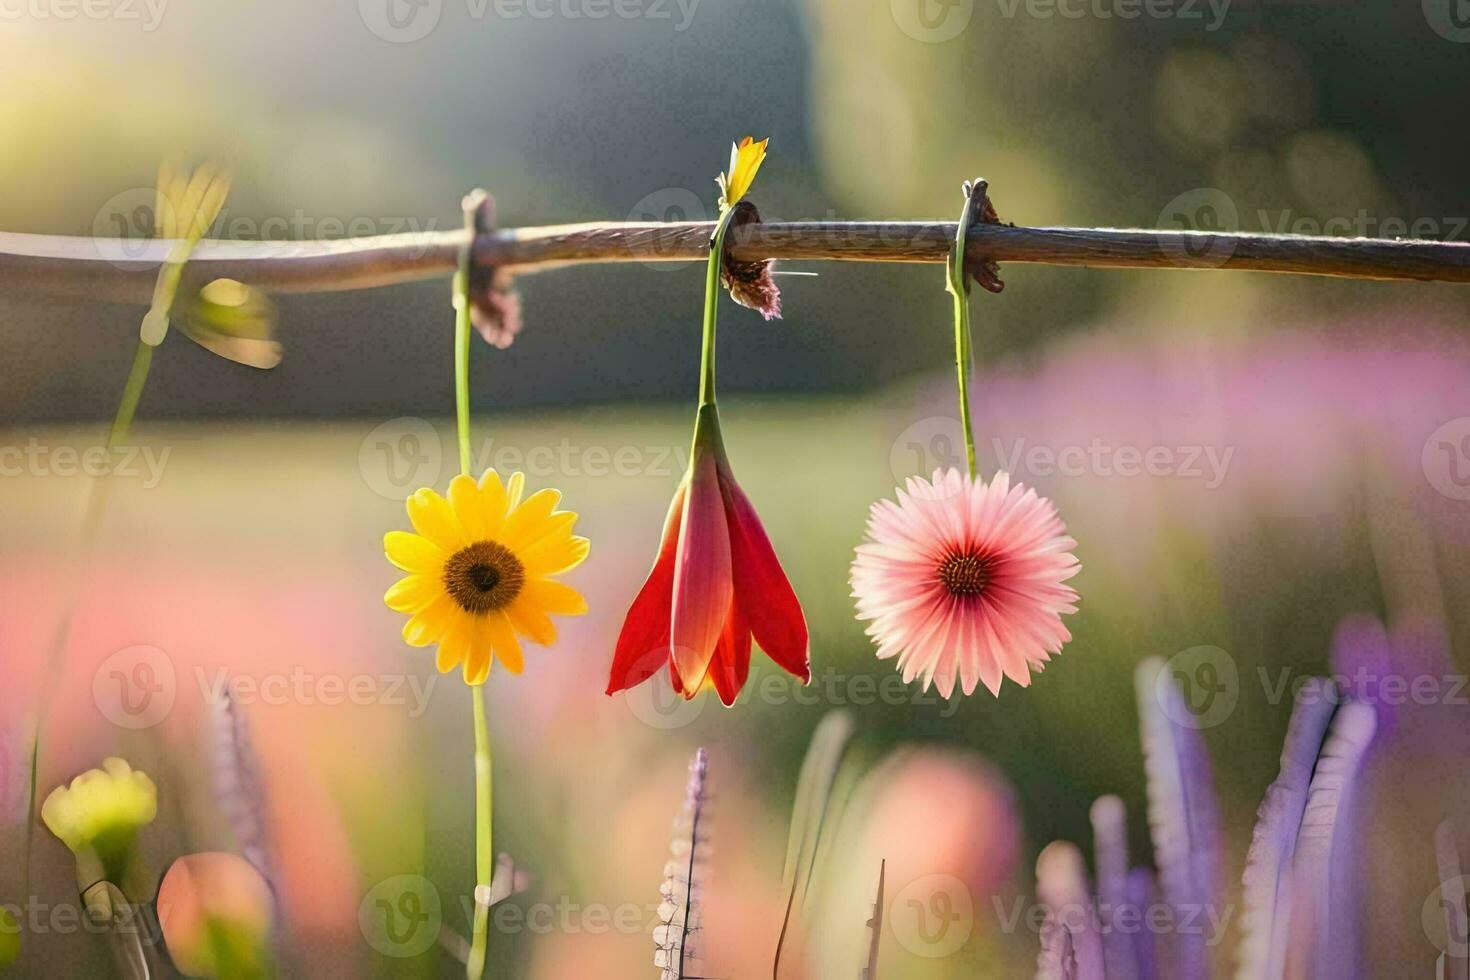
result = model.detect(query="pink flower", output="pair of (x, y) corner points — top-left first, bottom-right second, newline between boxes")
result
(850, 468), (1080, 698)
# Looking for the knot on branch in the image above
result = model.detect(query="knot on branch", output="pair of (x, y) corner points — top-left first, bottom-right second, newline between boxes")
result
(463, 191), (523, 349)
(963, 179), (1006, 295)
(720, 200), (782, 320)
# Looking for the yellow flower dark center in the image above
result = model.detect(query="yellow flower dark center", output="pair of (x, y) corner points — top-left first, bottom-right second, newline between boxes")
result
(443, 540), (524, 614)
(940, 551), (993, 597)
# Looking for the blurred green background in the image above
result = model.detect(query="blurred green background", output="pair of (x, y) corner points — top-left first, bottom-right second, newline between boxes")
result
(3, 1), (1470, 977)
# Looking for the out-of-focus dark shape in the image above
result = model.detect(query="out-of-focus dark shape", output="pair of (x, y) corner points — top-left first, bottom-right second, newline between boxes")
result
(175, 278), (281, 370)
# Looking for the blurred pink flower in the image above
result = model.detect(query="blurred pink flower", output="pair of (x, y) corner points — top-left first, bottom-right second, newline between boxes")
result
(850, 469), (1080, 697)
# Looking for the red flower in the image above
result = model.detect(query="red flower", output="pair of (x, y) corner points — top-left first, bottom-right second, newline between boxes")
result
(606, 407), (810, 705)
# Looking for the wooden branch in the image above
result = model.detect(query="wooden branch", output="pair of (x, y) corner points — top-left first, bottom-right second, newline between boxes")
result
(3, 218), (1469, 305)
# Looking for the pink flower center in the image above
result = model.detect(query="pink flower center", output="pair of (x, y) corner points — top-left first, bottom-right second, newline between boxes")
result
(939, 550), (994, 597)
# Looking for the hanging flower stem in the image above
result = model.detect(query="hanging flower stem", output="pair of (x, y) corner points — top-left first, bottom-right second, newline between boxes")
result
(455, 190), (495, 980)
(946, 183), (985, 479)
(698, 206), (741, 410)
(22, 190), (212, 903)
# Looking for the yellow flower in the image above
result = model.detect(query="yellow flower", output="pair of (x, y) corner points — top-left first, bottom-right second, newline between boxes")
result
(41, 758), (157, 869)
(717, 136), (769, 210)
(384, 469), (590, 685)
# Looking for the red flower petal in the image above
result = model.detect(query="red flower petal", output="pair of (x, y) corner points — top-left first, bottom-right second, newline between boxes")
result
(670, 450), (733, 693)
(718, 466), (811, 683)
(707, 603), (752, 707)
(606, 483), (685, 696)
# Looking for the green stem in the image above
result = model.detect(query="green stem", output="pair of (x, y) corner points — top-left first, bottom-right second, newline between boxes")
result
(947, 188), (981, 479)
(698, 207), (740, 408)
(454, 198), (478, 477)
(109, 343), (154, 449)
(454, 192), (493, 980)
(466, 686), (493, 980)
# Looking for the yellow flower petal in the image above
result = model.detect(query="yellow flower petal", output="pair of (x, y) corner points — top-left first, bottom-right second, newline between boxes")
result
(404, 595), (455, 647)
(384, 575), (441, 613)
(385, 531), (447, 574)
(507, 599), (557, 647)
(463, 617), (494, 685)
(485, 610), (524, 674)
(513, 511), (577, 556)
(437, 638), (463, 674)
(522, 535), (590, 578)
(477, 469), (513, 536)
(448, 474), (487, 541)
(506, 471), (525, 511)
(520, 577), (588, 617)
(720, 136), (769, 208)
(435, 615), (475, 673)
(501, 488), (562, 549)
(406, 488), (464, 551)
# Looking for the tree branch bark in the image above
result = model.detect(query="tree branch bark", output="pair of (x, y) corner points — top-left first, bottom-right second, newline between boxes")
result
(3, 219), (1468, 305)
